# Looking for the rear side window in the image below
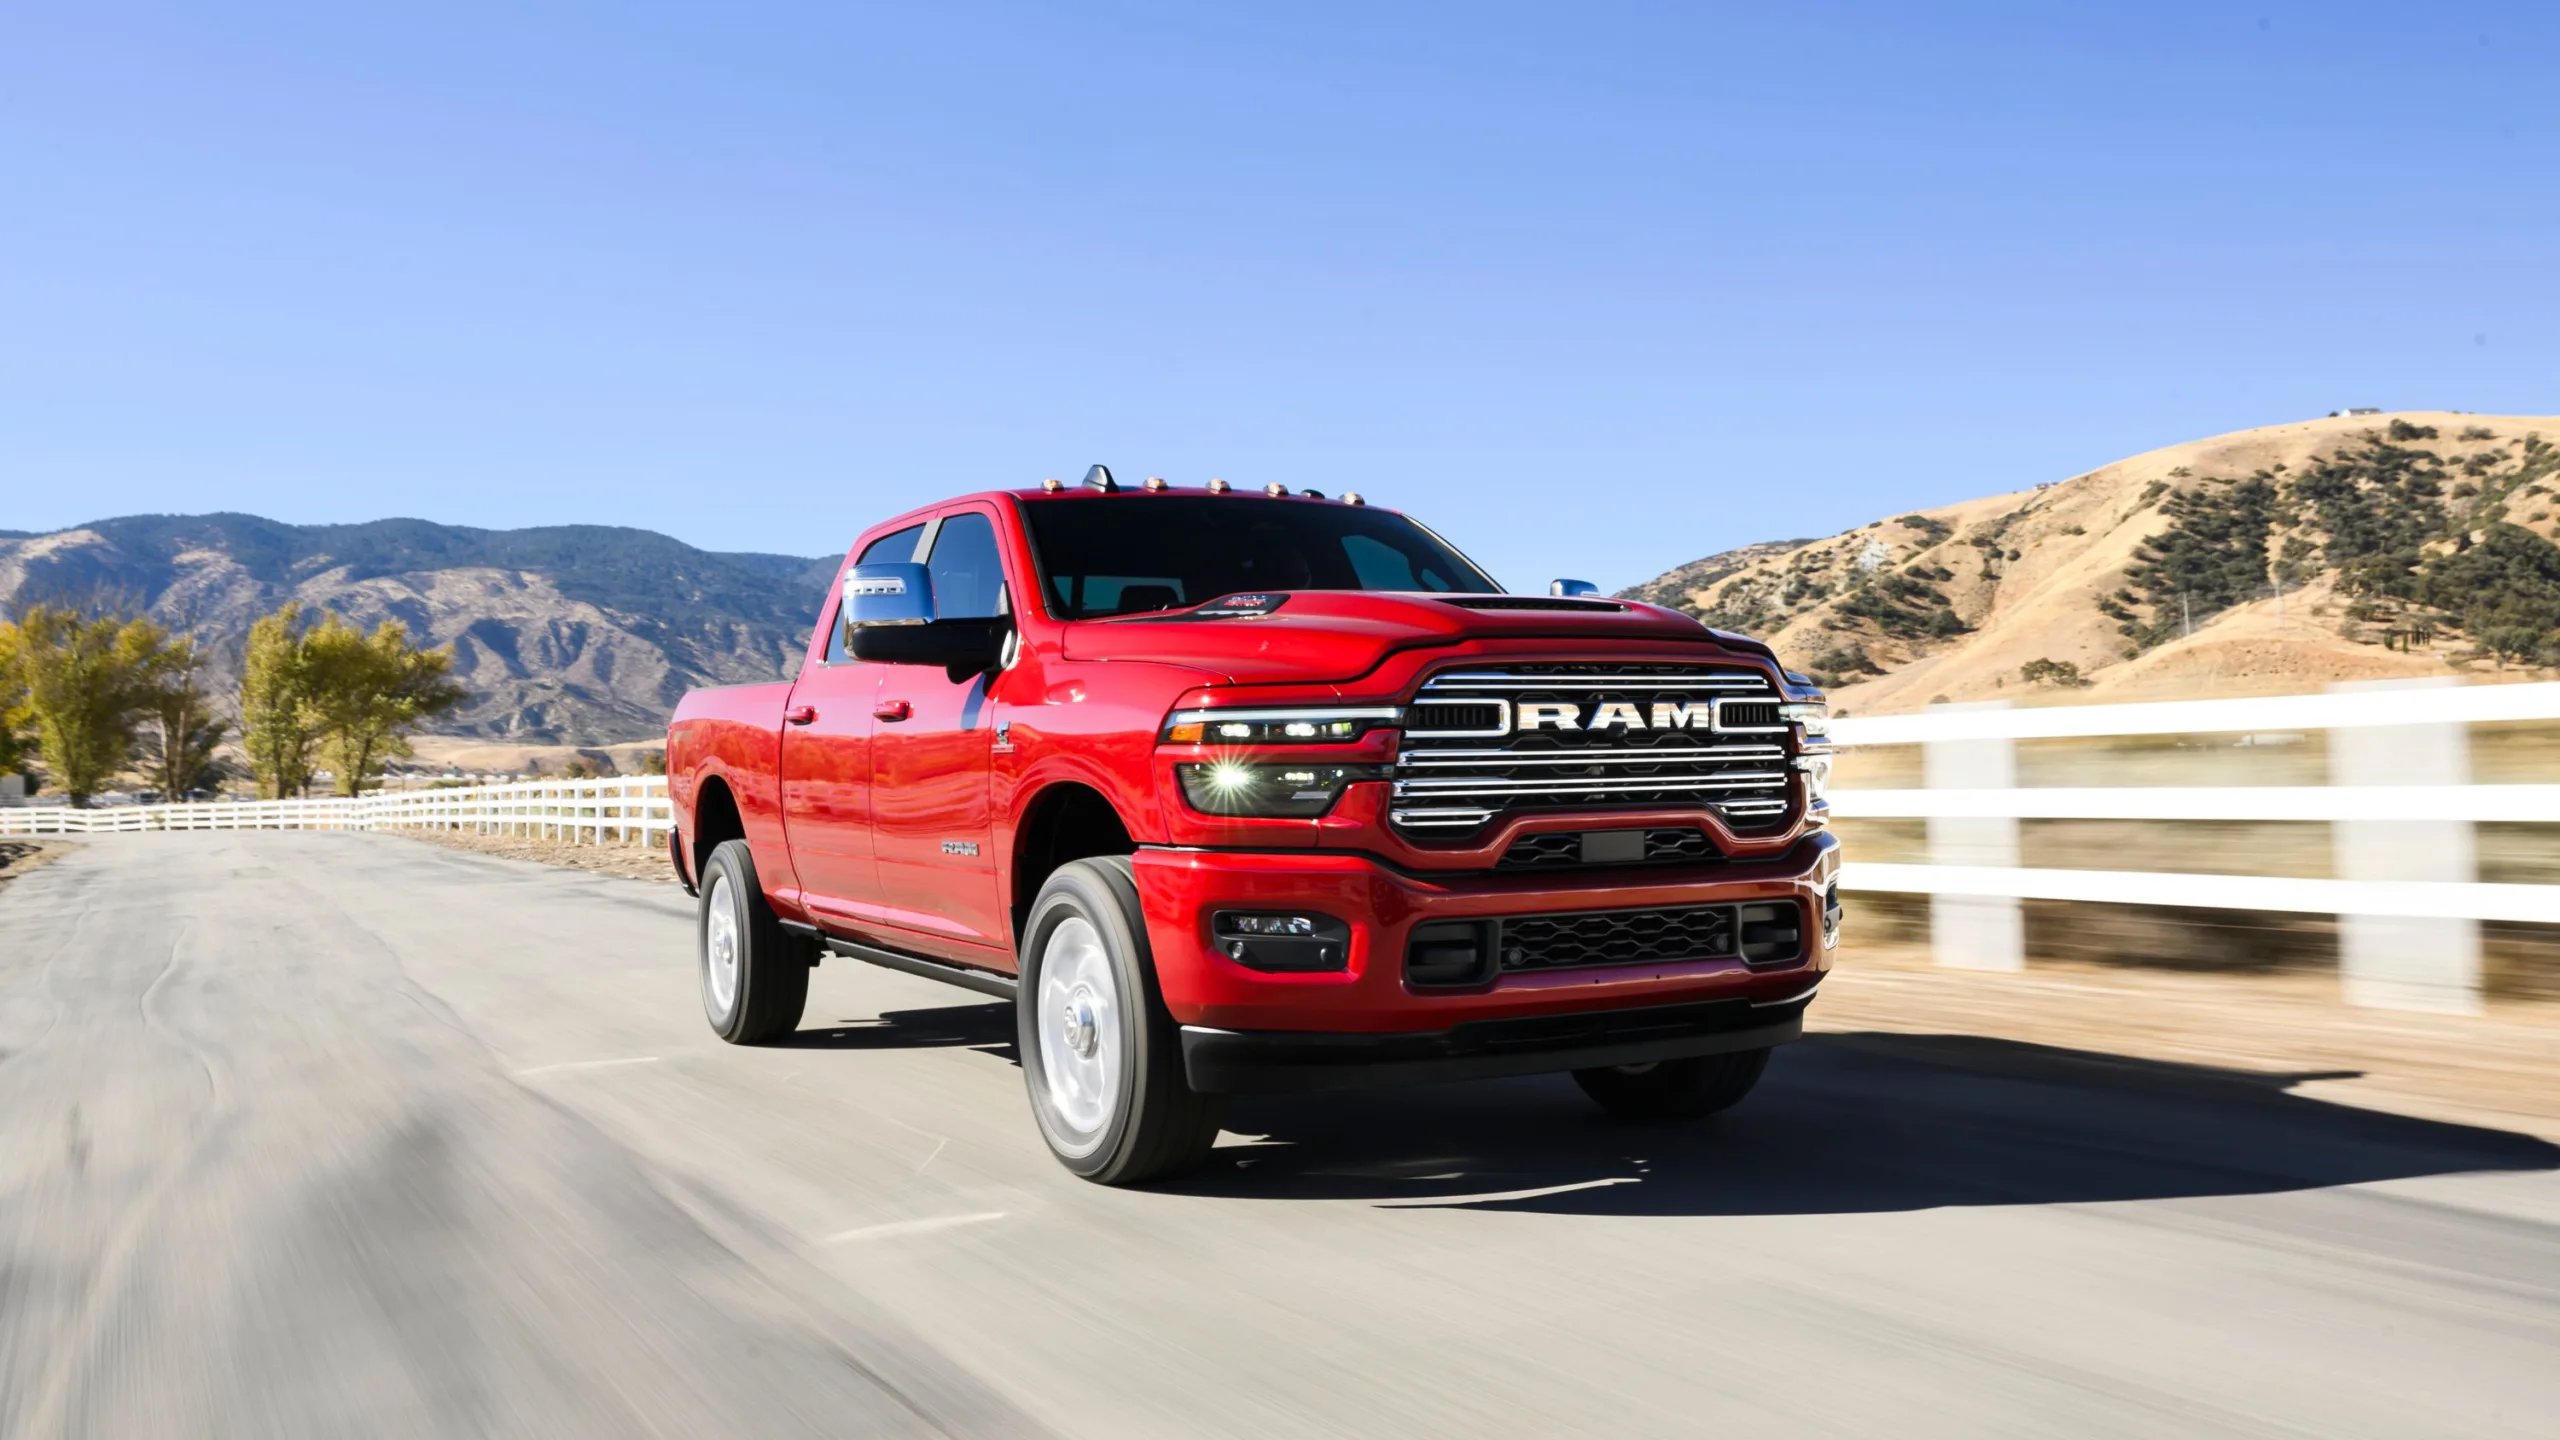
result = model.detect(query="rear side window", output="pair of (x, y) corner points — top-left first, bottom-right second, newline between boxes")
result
(924, 512), (1005, 620)
(825, 523), (931, 661)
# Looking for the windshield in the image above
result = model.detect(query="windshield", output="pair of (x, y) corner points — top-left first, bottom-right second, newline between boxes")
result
(1019, 496), (1502, 618)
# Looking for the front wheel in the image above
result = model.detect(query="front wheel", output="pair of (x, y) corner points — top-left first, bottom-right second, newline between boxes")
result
(1018, 857), (1224, 1184)
(1573, 1048), (1770, 1121)
(698, 839), (810, 1044)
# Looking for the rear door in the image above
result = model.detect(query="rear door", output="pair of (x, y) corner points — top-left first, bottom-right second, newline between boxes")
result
(778, 523), (921, 916)
(868, 505), (1012, 959)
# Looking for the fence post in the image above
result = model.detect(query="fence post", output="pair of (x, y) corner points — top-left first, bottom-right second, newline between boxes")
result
(1925, 700), (2025, 972)
(2328, 679), (2481, 1013)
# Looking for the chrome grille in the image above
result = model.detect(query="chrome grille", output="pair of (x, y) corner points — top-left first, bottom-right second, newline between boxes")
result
(1391, 663), (1795, 836)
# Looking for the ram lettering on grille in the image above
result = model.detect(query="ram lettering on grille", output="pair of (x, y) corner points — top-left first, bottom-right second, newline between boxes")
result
(1391, 663), (1795, 836)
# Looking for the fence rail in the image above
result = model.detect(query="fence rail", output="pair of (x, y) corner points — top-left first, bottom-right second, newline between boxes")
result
(1827, 680), (2560, 1014)
(0, 778), (674, 846)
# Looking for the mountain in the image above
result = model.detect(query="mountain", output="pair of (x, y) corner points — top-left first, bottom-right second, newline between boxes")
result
(0, 514), (837, 743)
(1623, 411), (2560, 714)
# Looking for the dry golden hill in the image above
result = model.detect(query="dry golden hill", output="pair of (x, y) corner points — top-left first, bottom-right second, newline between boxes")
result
(1622, 411), (2560, 715)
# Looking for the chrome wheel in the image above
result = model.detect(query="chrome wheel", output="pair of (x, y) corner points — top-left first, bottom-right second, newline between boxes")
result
(1035, 916), (1121, 1149)
(703, 871), (740, 1017)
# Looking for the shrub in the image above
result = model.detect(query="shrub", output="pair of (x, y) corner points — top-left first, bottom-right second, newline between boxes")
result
(2461, 426), (2497, 442)
(2389, 419), (2441, 442)
(2019, 658), (2092, 688)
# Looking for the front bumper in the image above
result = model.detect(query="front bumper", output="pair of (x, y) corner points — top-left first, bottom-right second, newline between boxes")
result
(1181, 989), (1813, 1093)
(1129, 831), (1838, 1039)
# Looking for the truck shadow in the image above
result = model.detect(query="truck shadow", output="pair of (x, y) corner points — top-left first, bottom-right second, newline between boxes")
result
(782, 1001), (1019, 1065)
(1171, 1032), (2560, 1216)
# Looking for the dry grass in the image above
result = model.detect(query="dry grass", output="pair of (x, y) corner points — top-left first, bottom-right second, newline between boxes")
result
(0, 839), (73, 885)
(1821, 935), (2560, 1142)
(395, 828), (680, 884)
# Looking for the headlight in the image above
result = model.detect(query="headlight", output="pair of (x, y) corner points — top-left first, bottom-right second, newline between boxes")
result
(1176, 762), (1388, 817)
(1162, 706), (1401, 745)
(1779, 701), (1829, 737)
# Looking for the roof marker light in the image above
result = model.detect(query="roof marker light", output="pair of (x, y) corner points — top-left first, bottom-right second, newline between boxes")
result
(1343, 492), (1365, 506)
(1304, 489), (1326, 499)
(1144, 475), (1168, 492)
(1083, 464), (1119, 493)
(1041, 477), (1063, 492)
(1207, 478), (1231, 494)
(1264, 482), (1288, 497)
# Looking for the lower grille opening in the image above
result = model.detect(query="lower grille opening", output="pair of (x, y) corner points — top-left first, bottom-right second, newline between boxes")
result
(1404, 902), (1809, 987)
(1496, 827), (1719, 871)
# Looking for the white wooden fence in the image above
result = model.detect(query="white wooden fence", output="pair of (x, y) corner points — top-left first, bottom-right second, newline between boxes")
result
(1829, 679), (2560, 1014)
(7, 680), (2553, 1012)
(0, 778), (673, 847)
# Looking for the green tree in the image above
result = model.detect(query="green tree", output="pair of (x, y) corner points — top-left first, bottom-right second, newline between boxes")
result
(139, 638), (230, 799)
(0, 619), (37, 785)
(240, 603), (324, 799)
(303, 614), (467, 795)
(3, 603), (181, 805)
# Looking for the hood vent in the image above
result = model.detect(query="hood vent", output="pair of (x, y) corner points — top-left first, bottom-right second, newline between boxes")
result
(1438, 596), (1626, 613)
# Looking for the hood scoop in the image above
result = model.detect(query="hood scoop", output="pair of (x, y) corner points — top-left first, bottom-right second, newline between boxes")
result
(1434, 595), (1626, 613)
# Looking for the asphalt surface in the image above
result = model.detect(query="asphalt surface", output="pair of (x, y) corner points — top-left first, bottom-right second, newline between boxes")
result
(3, 833), (2556, 1439)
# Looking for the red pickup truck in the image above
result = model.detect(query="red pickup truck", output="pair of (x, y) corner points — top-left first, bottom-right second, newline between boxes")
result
(666, 468), (1839, 1184)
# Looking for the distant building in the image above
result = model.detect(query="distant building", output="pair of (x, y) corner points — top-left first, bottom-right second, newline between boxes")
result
(2345, 407), (2383, 415)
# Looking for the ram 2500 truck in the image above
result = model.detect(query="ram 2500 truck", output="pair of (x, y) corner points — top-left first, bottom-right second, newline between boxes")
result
(665, 467), (1839, 1184)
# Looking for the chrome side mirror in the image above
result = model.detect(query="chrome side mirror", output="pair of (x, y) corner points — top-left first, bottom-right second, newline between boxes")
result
(843, 562), (935, 628)
(1549, 578), (1600, 597)
(843, 561), (1008, 679)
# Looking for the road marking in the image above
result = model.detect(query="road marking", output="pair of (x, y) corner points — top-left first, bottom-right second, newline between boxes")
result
(514, 1056), (661, 1077)
(1379, 1176), (1638, 1208)
(824, 1211), (1008, 1244)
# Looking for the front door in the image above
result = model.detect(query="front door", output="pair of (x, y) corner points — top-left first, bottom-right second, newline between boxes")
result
(779, 522), (926, 918)
(868, 507), (1011, 960)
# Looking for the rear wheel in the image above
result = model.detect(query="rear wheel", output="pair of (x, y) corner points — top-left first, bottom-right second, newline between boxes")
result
(1573, 1048), (1770, 1121)
(1018, 857), (1225, 1184)
(698, 839), (809, 1044)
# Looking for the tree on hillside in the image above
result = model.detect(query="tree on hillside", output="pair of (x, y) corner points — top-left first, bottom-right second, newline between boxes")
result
(241, 603), (324, 798)
(304, 614), (466, 795)
(139, 639), (230, 800)
(1, 603), (183, 805)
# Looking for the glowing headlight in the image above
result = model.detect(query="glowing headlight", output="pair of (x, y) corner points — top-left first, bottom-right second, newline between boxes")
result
(1175, 762), (1387, 818)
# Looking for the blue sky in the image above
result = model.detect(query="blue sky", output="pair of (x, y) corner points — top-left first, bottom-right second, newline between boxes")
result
(3, 2), (2553, 590)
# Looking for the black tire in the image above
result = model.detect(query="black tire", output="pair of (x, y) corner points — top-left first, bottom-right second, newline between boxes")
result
(1017, 856), (1225, 1184)
(698, 839), (810, 1045)
(1573, 1048), (1771, 1121)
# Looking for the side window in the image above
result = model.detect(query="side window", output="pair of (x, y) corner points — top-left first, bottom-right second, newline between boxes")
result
(827, 523), (930, 662)
(923, 512), (1006, 620)
(859, 524), (927, 565)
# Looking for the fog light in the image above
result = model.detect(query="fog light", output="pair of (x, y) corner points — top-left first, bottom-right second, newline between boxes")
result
(1212, 912), (1350, 972)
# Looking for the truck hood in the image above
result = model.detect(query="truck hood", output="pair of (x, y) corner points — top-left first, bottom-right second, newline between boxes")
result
(1057, 591), (1762, 685)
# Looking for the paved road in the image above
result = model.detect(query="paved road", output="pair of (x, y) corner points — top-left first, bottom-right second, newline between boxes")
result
(3, 834), (2556, 1438)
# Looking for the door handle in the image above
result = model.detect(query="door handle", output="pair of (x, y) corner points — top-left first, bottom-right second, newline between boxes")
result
(875, 699), (913, 722)
(785, 705), (818, 726)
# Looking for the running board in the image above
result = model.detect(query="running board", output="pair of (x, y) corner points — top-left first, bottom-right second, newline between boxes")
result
(782, 920), (1019, 1000)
